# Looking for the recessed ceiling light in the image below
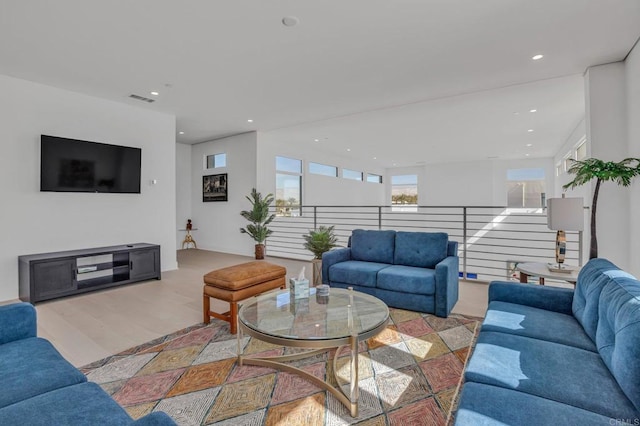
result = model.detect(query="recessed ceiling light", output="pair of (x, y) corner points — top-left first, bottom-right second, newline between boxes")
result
(314, 139), (319, 142)
(525, 154), (530, 157)
(530, 109), (537, 113)
(393, 163), (397, 166)
(282, 16), (299, 27)
(179, 131), (184, 135)
(532, 54), (544, 60)
(347, 148), (351, 152)
(526, 143), (533, 147)
(528, 129), (534, 132)
(150, 91), (159, 96)
(247, 119), (253, 123)
(373, 157), (377, 160)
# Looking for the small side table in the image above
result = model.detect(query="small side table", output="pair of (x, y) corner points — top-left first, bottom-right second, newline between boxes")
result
(516, 262), (581, 285)
(179, 228), (198, 249)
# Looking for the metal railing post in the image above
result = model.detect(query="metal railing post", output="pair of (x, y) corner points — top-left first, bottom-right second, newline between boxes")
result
(378, 206), (382, 230)
(313, 206), (317, 229)
(463, 207), (467, 279)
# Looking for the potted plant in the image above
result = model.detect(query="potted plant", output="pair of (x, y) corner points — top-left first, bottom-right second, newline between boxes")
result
(564, 157), (640, 259)
(240, 188), (276, 259)
(303, 225), (339, 285)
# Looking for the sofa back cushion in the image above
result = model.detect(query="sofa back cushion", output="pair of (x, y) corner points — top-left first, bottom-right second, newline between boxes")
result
(596, 275), (640, 411)
(393, 231), (448, 268)
(350, 229), (396, 264)
(573, 258), (634, 342)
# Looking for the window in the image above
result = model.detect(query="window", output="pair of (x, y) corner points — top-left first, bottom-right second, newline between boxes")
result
(343, 169), (363, 181)
(367, 173), (383, 184)
(205, 153), (226, 169)
(506, 168), (545, 209)
(275, 156), (302, 217)
(563, 155), (573, 172)
(391, 175), (418, 207)
(309, 162), (337, 177)
(555, 163), (562, 177)
(576, 140), (587, 161)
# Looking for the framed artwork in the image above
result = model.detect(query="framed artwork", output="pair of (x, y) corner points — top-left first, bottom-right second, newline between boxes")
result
(203, 173), (228, 202)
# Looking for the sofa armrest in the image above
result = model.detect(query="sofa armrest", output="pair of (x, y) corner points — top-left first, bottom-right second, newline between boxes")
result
(0, 302), (37, 345)
(488, 281), (574, 315)
(435, 256), (459, 317)
(321, 248), (352, 284)
(133, 412), (177, 425)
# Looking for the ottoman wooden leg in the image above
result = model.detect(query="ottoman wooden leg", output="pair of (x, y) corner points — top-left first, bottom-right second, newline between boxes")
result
(230, 301), (238, 334)
(203, 294), (211, 324)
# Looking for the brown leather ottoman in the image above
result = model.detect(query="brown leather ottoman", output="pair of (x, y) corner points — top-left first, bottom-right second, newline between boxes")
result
(203, 261), (286, 334)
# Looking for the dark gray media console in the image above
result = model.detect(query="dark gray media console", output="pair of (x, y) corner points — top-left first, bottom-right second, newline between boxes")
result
(19, 243), (161, 303)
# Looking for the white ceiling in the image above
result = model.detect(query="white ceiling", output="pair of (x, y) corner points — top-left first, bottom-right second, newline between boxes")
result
(1, 1), (639, 167)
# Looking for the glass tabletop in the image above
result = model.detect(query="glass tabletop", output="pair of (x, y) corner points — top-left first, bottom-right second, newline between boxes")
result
(238, 287), (389, 341)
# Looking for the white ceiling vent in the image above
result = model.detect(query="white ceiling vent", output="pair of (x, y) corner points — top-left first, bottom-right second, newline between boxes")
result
(128, 94), (155, 103)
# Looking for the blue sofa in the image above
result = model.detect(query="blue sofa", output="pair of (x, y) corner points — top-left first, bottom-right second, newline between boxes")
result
(322, 229), (459, 317)
(0, 302), (176, 426)
(455, 258), (640, 425)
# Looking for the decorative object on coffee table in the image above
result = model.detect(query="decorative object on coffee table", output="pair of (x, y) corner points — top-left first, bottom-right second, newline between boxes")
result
(303, 225), (339, 285)
(239, 188), (275, 259)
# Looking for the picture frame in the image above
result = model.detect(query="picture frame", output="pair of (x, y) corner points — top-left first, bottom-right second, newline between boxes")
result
(203, 173), (228, 202)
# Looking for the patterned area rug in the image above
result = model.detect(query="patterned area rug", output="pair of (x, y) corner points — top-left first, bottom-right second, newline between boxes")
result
(81, 309), (479, 426)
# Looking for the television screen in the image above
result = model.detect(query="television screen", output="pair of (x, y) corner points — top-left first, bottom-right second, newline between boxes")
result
(40, 135), (141, 193)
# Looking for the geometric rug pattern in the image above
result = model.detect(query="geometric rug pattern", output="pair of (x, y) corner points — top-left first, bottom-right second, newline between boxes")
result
(81, 309), (479, 426)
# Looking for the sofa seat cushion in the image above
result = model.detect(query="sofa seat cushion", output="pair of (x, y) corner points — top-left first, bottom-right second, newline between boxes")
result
(455, 382), (616, 426)
(0, 337), (87, 409)
(482, 301), (597, 352)
(377, 265), (435, 296)
(350, 229), (396, 264)
(464, 331), (639, 420)
(394, 231), (448, 268)
(0, 382), (133, 426)
(328, 261), (389, 288)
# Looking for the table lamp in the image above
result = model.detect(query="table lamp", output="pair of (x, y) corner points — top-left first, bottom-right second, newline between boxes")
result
(546, 196), (584, 271)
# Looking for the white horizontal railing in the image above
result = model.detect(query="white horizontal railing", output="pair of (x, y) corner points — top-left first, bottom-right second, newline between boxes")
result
(267, 205), (585, 283)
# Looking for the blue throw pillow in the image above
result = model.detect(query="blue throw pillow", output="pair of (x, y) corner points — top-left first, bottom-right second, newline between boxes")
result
(350, 229), (396, 264)
(394, 231), (448, 268)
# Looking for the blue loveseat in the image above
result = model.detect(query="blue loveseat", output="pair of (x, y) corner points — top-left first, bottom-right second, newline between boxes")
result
(455, 258), (640, 425)
(0, 302), (176, 425)
(322, 229), (459, 317)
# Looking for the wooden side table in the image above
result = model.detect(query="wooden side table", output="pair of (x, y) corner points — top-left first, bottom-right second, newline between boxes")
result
(516, 262), (581, 285)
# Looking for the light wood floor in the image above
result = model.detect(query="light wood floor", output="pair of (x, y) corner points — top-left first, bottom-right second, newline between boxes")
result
(30, 249), (489, 367)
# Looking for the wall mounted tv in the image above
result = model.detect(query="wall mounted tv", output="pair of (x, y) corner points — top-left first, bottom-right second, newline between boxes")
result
(40, 135), (142, 194)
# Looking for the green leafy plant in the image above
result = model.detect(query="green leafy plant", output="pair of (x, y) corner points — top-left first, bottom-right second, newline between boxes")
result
(303, 226), (339, 259)
(239, 188), (275, 244)
(563, 157), (640, 259)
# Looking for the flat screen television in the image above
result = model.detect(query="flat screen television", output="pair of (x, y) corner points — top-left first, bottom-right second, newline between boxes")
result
(40, 135), (142, 193)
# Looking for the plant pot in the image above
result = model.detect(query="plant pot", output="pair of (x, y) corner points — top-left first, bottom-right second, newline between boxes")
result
(312, 258), (322, 286)
(255, 244), (265, 260)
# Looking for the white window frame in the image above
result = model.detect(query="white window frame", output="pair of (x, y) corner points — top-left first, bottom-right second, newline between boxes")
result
(204, 153), (226, 169)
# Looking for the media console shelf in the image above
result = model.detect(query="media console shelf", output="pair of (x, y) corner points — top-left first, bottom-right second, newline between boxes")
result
(19, 243), (161, 303)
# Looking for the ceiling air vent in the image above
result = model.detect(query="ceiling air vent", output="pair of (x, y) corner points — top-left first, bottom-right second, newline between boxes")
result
(128, 94), (155, 103)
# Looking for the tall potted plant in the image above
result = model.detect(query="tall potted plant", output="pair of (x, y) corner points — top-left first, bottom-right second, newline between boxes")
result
(240, 188), (276, 259)
(303, 225), (339, 285)
(563, 157), (640, 259)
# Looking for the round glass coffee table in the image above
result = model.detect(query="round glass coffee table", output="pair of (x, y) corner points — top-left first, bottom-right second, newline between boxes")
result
(237, 287), (389, 417)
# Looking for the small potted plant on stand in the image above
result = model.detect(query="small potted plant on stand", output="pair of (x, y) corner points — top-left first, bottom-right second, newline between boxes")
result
(303, 225), (339, 285)
(240, 188), (275, 259)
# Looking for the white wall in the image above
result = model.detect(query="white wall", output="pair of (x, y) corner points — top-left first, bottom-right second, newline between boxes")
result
(189, 132), (257, 256)
(0, 74), (177, 302)
(626, 41), (640, 277)
(176, 143), (192, 249)
(584, 63), (630, 270)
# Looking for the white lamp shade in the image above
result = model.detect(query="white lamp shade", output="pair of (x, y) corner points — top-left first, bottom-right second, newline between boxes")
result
(547, 197), (584, 231)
